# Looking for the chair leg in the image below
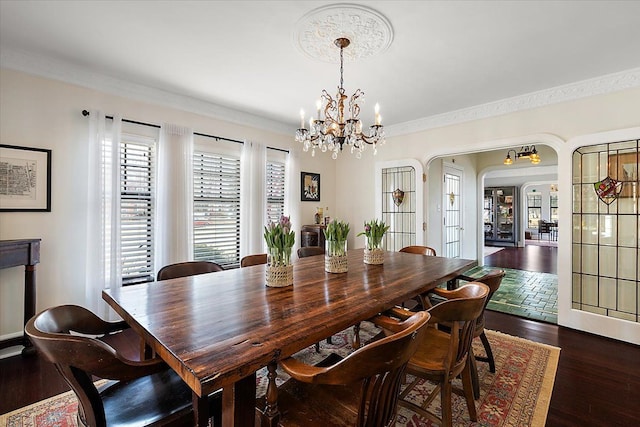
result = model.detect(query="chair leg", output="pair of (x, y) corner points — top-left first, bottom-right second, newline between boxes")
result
(479, 331), (496, 373)
(315, 342), (320, 352)
(468, 350), (480, 400)
(441, 380), (453, 427)
(461, 362), (478, 422)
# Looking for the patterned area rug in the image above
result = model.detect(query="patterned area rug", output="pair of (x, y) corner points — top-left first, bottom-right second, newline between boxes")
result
(1, 324), (559, 427)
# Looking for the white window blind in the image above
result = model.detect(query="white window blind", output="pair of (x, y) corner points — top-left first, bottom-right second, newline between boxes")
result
(120, 137), (155, 285)
(266, 157), (286, 224)
(193, 150), (241, 268)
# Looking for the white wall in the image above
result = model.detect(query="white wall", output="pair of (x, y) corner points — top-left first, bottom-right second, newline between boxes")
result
(0, 69), (335, 349)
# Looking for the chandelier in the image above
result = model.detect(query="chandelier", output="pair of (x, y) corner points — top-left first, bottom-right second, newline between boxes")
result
(295, 38), (385, 160)
(504, 145), (541, 165)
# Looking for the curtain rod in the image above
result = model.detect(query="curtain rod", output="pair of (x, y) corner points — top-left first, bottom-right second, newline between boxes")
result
(82, 110), (289, 153)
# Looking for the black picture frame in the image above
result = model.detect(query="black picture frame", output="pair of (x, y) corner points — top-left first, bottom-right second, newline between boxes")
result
(0, 144), (52, 212)
(301, 171), (320, 202)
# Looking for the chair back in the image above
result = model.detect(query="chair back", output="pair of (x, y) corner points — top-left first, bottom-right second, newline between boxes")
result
(240, 253), (267, 267)
(471, 269), (505, 332)
(25, 305), (168, 427)
(399, 245), (437, 256)
(157, 260), (224, 281)
(297, 246), (325, 258)
(291, 311), (430, 427)
(427, 283), (489, 375)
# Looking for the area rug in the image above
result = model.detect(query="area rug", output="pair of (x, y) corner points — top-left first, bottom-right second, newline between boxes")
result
(0, 326), (559, 427)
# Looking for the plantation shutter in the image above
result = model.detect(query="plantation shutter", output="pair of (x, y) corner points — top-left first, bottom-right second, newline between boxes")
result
(120, 137), (155, 285)
(266, 158), (286, 224)
(193, 150), (241, 268)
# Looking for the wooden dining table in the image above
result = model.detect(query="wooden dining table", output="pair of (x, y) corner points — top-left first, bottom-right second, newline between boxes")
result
(102, 249), (476, 427)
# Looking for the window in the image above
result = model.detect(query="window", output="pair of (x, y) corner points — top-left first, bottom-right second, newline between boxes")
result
(527, 193), (542, 228)
(266, 150), (286, 224)
(550, 192), (558, 222)
(193, 142), (241, 268)
(120, 135), (156, 285)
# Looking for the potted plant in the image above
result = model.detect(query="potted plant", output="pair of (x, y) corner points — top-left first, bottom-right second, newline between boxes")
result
(323, 219), (350, 273)
(263, 215), (295, 287)
(358, 219), (390, 265)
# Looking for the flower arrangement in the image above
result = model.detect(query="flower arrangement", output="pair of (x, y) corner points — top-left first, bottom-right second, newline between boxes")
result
(324, 220), (350, 272)
(263, 215), (295, 267)
(357, 219), (390, 250)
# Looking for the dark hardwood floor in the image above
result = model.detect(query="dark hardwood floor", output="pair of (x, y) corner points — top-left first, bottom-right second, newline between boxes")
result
(2, 246), (639, 426)
(484, 244), (558, 274)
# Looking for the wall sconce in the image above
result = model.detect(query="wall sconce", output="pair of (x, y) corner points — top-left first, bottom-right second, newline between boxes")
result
(504, 145), (541, 165)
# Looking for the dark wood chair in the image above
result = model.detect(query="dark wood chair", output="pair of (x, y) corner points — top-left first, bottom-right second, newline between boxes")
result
(399, 245), (437, 256)
(157, 260), (224, 281)
(297, 246), (325, 258)
(261, 310), (431, 426)
(240, 253), (268, 267)
(374, 283), (489, 427)
(25, 304), (221, 427)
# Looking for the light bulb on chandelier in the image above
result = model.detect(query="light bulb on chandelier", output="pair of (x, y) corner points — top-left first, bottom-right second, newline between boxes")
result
(295, 38), (385, 160)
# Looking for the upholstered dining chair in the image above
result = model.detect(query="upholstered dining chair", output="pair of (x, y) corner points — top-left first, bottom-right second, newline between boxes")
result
(240, 253), (268, 267)
(25, 304), (221, 427)
(297, 246), (325, 258)
(399, 245), (437, 256)
(156, 260), (224, 281)
(259, 310), (431, 427)
(374, 283), (489, 427)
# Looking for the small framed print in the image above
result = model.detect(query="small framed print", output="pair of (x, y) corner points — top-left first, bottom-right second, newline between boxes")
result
(301, 171), (320, 202)
(0, 144), (52, 212)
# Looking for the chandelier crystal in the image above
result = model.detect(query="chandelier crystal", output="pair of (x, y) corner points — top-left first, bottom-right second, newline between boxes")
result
(295, 38), (385, 160)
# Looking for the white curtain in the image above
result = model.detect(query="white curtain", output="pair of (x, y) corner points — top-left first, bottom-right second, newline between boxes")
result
(155, 124), (194, 274)
(86, 111), (122, 319)
(285, 150), (302, 257)
(240, 141), (266, 258)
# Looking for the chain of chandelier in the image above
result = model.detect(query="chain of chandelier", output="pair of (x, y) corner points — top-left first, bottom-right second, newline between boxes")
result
(295, 38), (385, 159)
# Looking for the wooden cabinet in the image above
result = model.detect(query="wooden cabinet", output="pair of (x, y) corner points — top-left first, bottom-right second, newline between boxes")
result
(484, 187), (517, 246)
(301, 224), (325, 249)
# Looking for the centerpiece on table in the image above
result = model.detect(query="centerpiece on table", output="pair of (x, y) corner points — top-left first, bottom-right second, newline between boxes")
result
(324, 219), (350, 273)
(263, 215), (295, 287)
(358, 219), (390, 265)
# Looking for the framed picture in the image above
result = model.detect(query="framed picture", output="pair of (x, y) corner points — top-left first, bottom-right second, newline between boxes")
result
(0, 144), (52, 212)
(301, 171), (320, 201)
(609, 152), (638, 198)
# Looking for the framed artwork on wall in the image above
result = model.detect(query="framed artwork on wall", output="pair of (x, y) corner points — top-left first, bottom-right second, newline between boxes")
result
(301, 171), (320, 201)
(0, 144), (52, 212)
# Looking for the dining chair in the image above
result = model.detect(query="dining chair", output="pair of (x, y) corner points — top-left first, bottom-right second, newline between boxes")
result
(441, 269), (505, 398)
(25, 304), (221, 427)
(156, 260), (224, 281)
(297, 246), (325, 258)
(260, 310), (431, 427)
(399, 245), (437, 256)
(374, 283), (489, 427)
(240, 253), (268, 267)
(398, 245), (438, 310)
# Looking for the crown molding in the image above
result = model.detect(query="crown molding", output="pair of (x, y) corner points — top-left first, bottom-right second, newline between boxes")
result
(386, 68), (640, 137)
(3, 48), (639, 139)
(0, 48), (292, 135)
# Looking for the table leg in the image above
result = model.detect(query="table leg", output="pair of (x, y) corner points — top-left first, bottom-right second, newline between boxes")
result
(193, 391), (209, 427)
(21, 264), (36, 356)
(259, 362), (280, 427)
(222, 372), (257, 427)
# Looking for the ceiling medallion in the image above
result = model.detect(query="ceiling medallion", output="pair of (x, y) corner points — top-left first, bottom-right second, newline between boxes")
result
(294, 4), (394, 63)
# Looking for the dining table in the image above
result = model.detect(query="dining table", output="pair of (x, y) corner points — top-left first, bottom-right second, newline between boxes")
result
(102, 248), (477, 427)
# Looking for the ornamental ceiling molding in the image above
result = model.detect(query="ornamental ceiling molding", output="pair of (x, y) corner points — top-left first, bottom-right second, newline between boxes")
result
(293, 4), (394, 63)
(386, 67), (640, 137)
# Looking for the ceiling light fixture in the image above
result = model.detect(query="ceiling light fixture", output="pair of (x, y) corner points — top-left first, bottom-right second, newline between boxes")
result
(504, 145), (541, 165)
(295, 37), (385, 160)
